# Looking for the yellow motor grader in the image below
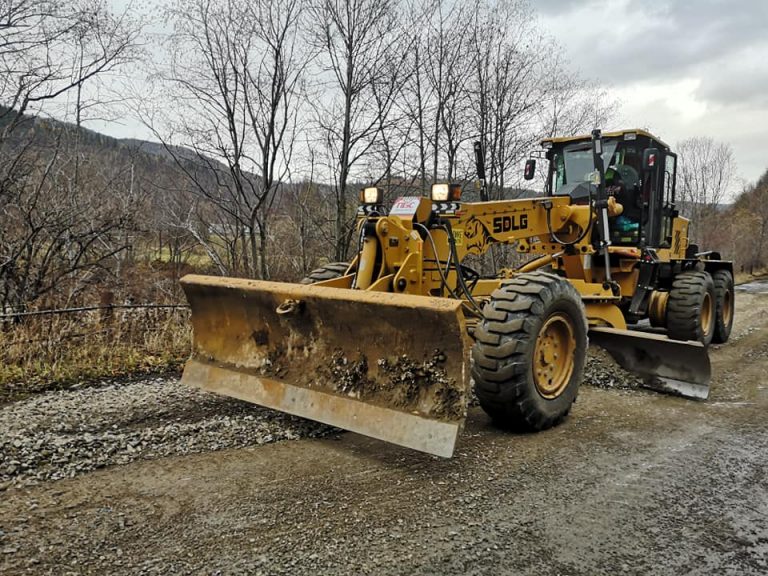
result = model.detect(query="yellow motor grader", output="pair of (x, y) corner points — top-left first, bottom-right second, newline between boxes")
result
(180, 129), (733, 457)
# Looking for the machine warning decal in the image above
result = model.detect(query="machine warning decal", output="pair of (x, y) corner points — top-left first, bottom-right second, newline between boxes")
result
(452, 229), (464, 246)
(433, 201), (461, 214)
(357, 204), (383, 216)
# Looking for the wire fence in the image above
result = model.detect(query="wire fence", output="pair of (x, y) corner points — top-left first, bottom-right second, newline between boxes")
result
(0, 303), (189, 321)
(0, 304), (192, 382)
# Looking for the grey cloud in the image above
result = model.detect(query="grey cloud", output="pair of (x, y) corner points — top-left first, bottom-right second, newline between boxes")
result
(546, 0), (768, 85)
(539, 0), (768, 183)
(696, 55), (768, 107)
(533, 0), (589, 15)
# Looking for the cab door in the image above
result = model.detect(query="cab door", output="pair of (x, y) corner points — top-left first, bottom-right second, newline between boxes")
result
(661, 152), (678, 247)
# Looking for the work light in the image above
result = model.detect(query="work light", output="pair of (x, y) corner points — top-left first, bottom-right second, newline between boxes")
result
(430, 183), (462, 202)
(360, 187), (383, 204)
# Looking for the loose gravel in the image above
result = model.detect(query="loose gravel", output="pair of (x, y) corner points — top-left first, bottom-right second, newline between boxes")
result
(0, 376), (334, 490)
(0, 350), (637, 491)
(582, 346), (643, 390)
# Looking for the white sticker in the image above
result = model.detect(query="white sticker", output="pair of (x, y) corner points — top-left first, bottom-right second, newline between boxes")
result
(390, 196), (422, 217)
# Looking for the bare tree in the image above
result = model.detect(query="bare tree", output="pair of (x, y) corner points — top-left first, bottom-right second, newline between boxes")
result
(0, 0), (140, 127)
(676, 136), (736, 245)
(732, 169), (768, 273)
(139, 0), (622, 272)
(0, 133), (143, 310)
(150, 0), (308, 279)
(469, 0), (548, 200)
(420, 1), (473, 182)
(309, 0), (407, 260)
(396, 0), (616, 203)
(538, 51), (616, 140)
(0, 0), (143, 311)
(396, 0), (434, 193)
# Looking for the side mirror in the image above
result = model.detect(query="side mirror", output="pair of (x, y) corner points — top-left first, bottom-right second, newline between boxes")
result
(643, 148), (660, 172)
(524, 158), (536, 180)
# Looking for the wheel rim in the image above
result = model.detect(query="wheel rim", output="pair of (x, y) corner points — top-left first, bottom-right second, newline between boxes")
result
(722, 289), (733, 327)
(533, 313), (576, 399)
(701, 292), (714, 337)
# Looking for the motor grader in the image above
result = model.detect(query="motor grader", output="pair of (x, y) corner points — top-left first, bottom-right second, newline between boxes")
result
(180, 129), (733, 458)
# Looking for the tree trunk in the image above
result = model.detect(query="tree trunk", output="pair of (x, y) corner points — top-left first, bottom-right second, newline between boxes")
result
(258, 218), (269, 280)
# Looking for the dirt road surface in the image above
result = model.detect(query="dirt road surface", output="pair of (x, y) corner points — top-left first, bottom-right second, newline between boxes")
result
(2, 283), (767, 575)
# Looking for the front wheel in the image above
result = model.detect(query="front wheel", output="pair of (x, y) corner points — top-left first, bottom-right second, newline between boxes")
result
(471, 272), (588, 431)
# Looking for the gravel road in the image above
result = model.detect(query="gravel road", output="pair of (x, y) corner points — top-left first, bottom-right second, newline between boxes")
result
(1, 286), (767, 575)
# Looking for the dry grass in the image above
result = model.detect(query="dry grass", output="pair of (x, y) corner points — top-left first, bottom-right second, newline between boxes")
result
(735, 268), (768, 285)
(0, 307), (191, 402)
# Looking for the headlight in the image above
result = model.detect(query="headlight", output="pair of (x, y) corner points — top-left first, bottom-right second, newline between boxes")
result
(430, 183), (462, 202)
(359, 187), (383, 204)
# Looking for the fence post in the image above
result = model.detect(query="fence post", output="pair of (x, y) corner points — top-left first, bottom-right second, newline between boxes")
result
(99, 291), (115, 326)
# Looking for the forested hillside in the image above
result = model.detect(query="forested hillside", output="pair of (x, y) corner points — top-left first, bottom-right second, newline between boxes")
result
(0, 106), (215, 311)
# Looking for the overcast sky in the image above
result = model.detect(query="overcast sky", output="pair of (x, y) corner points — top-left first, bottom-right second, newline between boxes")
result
(537, 0), (768, 189)
(96, 0), (768, 191)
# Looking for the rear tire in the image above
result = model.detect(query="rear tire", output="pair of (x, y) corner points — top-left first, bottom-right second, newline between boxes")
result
(300, 262), (350, 284)
(666, 271), (715, 345)
(712, 270), (734, 344)
(471, 272), (587, 431)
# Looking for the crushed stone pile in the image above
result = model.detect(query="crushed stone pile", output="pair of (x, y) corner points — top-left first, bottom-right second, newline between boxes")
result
(0, 376), (334, 490)
(582, 347), (643, 390)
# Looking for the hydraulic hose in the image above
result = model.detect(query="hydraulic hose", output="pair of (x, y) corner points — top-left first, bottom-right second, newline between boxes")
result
(414, 222), (483, 318)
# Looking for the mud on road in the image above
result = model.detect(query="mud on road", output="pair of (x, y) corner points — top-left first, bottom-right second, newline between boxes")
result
(1, 288), (768, 575)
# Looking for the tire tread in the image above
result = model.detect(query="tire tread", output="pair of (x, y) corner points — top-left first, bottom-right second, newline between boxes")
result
(666, 270), (715, 345)
(472, 272), (587, 431)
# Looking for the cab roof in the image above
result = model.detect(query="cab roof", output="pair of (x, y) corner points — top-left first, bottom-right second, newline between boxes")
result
(541, 129), (670, 150)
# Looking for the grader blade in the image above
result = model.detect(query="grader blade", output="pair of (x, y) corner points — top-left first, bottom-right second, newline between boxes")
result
(180, 275), (470, 458)
(589, 327), (711, 400)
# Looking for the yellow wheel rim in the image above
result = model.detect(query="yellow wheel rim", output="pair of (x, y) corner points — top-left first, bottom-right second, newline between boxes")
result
(721, 289), (733, 327)
(533, 313), (576, 399)
(701, 292), (714, 338)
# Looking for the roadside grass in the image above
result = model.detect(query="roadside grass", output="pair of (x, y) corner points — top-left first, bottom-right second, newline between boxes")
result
(735, 268), (768, 285)
(0, 308), (191, 404)
(144, 245), (212, 268)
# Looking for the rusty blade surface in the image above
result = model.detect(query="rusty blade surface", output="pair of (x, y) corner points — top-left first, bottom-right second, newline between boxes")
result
(589, 327), (711, 400)
(180, 274), (471, 457)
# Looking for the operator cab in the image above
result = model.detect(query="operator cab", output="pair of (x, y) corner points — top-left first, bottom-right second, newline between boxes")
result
(539, 130), (677, 249)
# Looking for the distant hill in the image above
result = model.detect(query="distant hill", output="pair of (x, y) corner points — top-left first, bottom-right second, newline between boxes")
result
(117, 138), (203, 163)
(6, 107), (233, 164)
(0, 106), (239, 200)
(0, 106), (541, 209)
